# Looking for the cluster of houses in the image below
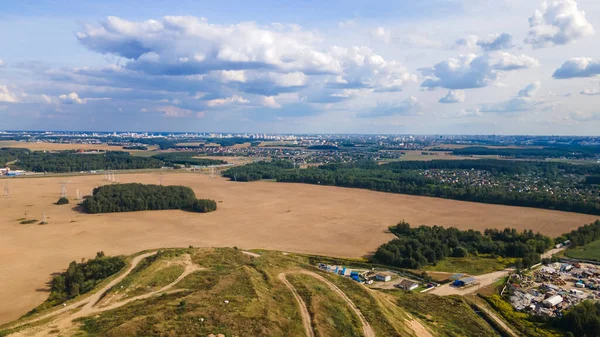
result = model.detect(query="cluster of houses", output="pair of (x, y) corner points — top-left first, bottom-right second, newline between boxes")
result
(316, 263), (420, 290)
(507, 262), (600, 317)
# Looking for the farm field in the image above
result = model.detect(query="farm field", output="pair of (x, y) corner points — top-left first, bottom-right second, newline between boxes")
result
(0, 141), (157, 154)
(0, 172), (597, 324)
(565, 240), (600, 261)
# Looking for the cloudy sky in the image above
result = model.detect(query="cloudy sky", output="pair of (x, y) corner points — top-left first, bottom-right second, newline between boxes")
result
(1, 0), (599, 134)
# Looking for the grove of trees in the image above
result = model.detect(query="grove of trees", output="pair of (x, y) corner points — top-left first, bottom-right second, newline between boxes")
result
(372, 221), (552, 269)
(48, 252), (125, 305)
(151, 152), (226, 167)
(81, 183), (217, 214)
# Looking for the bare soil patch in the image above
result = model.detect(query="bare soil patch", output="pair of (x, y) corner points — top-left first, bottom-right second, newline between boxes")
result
(0, 172), (596, 324)
(0, 141), (156, 153)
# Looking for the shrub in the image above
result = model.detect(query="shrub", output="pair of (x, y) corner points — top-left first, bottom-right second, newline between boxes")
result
(56, 197), (69, 205)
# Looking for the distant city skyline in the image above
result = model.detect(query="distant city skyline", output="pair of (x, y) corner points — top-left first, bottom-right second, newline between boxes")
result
(1, 0), (600, 135)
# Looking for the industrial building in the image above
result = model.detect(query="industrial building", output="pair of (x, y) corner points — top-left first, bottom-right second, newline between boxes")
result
(453, 277), (477, 287)
(543, 295), (563, 308)
(396, 279), (419, 291)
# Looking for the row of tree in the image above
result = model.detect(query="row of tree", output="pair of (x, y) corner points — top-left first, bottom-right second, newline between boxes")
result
(81, 183), (217, 214)
(372, 222), (552, 269)
(222, 160), (600, 215)
(151, 152), (226, 167)
(451, 145), (600, 159)
(561, 220), (600, 248)
(0, 148), (230, 173)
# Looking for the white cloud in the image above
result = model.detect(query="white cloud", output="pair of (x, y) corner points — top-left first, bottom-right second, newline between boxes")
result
(454, 33), (514, 51)
(338, 20), (356, 28)
(478, 83), (545, 113)
(553, 57), (600, 79)
(565, 111), (600, 122)
(358, 96), (421, 118)
(59, 92), (86, 104)
(261, 96), (281, 108)
(439, 90), (466, 103)
(517, 81), (542, 97)
(371, 26), (391, 43)
(156, 105), (193, 117)
(0, 59), (5, 67)
(581, 88), (600, 95)
(214, 70), (247, 83)
(420, 52), (539, 89)
(525, 0), (595, 48)
(206, 95), (249, 107)
(0, 85), (19, 103)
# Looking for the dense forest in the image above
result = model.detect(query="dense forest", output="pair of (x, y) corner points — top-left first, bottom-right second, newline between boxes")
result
(47, 252), (125, 306)
(450, 145), (600, 159)
(223, 160), (600, 215)
(372, 221), (552, 269)
(0, 148), (229, 173)
(151, 152), (226, 167)
(81, 183), (217, 214)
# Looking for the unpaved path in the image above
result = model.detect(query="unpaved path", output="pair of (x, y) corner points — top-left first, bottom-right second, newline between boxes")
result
(474, 302), (519, 337)
(7, 252), (201, 337)
(405, 314), (434, 337)
(429, 269), (513, 296)
(281, 270), (376, 337)
(242, 251), (261, 258)
(5, 251), (157, 331)
(277, 273), (315, 337)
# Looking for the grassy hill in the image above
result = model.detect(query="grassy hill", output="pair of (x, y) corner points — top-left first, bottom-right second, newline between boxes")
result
(2, 248), (499, 337)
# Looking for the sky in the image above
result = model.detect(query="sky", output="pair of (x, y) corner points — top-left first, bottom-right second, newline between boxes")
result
(1, 0), (600, 135)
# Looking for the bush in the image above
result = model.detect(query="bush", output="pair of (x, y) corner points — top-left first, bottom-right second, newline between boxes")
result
(56, 197), (69, 205)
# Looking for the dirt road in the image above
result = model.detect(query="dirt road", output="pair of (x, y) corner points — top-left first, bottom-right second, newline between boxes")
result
(429, 269), (513, 296)
(281, 270), (376, 337)
(278, 273), (315, 337)
(7, 253), (201, 337)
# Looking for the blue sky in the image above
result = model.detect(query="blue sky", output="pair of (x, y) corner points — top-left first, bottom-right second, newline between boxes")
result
(1, 0), (599, 134)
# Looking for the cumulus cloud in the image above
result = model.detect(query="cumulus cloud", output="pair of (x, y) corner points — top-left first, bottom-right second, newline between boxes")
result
(454, 33), (514, 51)
(517, 81), (542, 97)
(478, 83), (544, 113)
(0, 59), (5, 67)
(371, 26), (391, 43)
(565, 111), (600, 122)
(525, 0), (595, 48)
(0, 85), (19, 103)
(338, 20), (356, 28)
(553, 57), (600, 79)
(261, 96), (281, 108)
(420, 52), (539, 89)
(59, 92), (86, 104)
(358, 96), (421, 118)
(206, 95), (249, 107)
(439, 90), (466, 103)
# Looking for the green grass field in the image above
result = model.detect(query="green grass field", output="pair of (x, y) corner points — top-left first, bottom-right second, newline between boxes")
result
(424, 256), (516, 275)
(565, 240), (600, 261)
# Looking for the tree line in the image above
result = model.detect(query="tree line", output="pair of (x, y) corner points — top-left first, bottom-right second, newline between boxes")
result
(48, 252), (125, 306)
(450, 145), (600, 159)
(151, 152), (226, 167)
(372, 221), (552, 269)
(0, 148), (229, 173)
(81, 183), (217, 214)
(559, 220), (600, 248)
(222, 160), (600, 215)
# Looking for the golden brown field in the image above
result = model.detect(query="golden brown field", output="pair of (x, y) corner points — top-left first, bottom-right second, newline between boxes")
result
(0, 141), (157, 153)
(0, 172), (597, 324)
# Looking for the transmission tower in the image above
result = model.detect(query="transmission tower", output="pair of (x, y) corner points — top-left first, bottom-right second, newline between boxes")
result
(209, 166), (215, 178)
(3, 182), (8, 197)
(158, 173), (164, 185)
(60, 181), (68, 198)
(76, 189), (82, 200)
(41, 212), (47, 224)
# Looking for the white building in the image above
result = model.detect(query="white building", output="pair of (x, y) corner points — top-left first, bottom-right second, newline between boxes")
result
(543, 295), (563, 307)
(375, 274), (392, 282)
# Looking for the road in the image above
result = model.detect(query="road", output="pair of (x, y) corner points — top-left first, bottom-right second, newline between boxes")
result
(428, 269), (513, 296)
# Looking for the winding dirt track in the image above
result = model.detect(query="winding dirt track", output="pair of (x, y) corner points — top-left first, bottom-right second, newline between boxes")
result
(280, 270), (376, 337)
(7, 252), (201, 337)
